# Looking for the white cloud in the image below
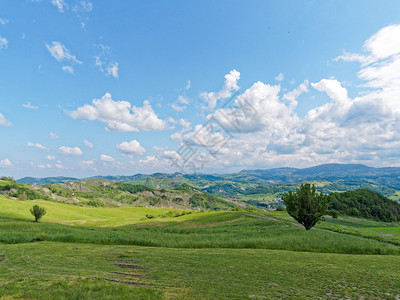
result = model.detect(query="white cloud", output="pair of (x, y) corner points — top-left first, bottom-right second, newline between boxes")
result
(82, 139), (93, 148)
(0, 159), (12, 168)
(62, 65), (74, 74)
(0, 18), (9, 25)
(46, 42), (82, 64)
(100, 154), (115, 162)
(22, 101), (38, 110)
(185, 80), (191, 90)
(153, 146), (168, 151)
(283, 80), (309, 109)
(201, 69), (240, 110)
(170, 119), (192, 143)
(27, 142), (47, 150)
(94, 44), (119, 78)
(50, 131), (59, 139)
(51, 0), (67, 13)
(80, 160), (95, 170)
(83, 139), (94, 148)
(168, 25), (400, 172)
(59, 146), (83, 156)
(210, 81), (297, 134)
(72, 1), (93, 12)
(47, 155), (56, 160)
(106, 63), (118, 78)
(171, 95), (190, 112)
(311, 79), (348, 103)
(364, 25), (400, 61)
(0, 113), (11, 126)
(69, 93), (168, 132)
(116, 140), (146, 156)
(275, 73), (285, 82)
(336, 24), (400, 65)
(0, 36), (8, 50)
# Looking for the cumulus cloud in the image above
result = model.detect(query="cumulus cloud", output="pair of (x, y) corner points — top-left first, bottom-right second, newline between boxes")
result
(311, 79), (348, 103)
(283, 80), (309, 109)
(0, 18), (8, 25)
(210, 81), (297, 134)
(22, 101), (38, 110)
(46, 42), (82, 64)
(100, 154), (115, 162)
(335, 24), (400, 113)
(116, 140), (146, 156)
(47, 155), (56, 160)
(167, 25), (400, 172)
(335, 25), (400, 65)
(0, 36), (8, 50)
(201, 69), (240, 110)
(59, 146), (83, 156)
(69, 93), (168, 132)
(0, 158), (12, 168)
(0, 113), (11, 126)
(169, 119), (192, 143)
(27, 142), (47, 150)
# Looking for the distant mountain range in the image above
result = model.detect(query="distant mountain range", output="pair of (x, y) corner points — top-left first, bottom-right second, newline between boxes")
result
(18, 163), (400, 186)
(241, 163), (400, 188)
(16, 164), (400, 202)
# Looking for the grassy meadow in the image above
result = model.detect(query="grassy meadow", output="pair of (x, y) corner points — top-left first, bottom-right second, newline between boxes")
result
(0, 195), (400, 298)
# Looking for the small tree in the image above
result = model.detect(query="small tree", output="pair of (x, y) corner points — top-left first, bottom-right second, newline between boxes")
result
(30, 205), (46, 222)
(282, 184), (331, 230)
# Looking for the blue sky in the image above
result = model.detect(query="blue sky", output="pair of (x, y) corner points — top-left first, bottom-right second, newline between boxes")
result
(1, 0), (400, 178)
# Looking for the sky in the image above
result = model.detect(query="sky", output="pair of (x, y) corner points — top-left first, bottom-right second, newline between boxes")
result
(1, 0), (400, 178)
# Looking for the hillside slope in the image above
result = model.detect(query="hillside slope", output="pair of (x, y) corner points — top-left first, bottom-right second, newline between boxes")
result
(1, 177), (240, 211)
(331, 189), (400, 222)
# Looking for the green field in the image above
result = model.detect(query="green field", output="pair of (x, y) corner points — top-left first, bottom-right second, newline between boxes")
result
(1, 196), (400, 298)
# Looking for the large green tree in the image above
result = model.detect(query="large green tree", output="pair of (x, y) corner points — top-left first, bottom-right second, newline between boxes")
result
(282, 184), (331, 230)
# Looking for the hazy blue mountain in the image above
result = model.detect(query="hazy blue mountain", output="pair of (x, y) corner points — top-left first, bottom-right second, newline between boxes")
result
(17, 176), (79, 185)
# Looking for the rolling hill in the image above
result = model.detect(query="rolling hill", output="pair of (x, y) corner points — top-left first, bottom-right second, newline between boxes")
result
(1, 177), (241, 211)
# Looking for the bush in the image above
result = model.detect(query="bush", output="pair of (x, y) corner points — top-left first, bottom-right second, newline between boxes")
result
(30, 205), (47, 222)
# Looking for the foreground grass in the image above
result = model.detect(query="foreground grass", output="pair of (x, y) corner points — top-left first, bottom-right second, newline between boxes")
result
(264, 210), (400, 247)
(0, 242), (399, 299)
(1, 197), (400, 298)
(1, 210), (400, 255)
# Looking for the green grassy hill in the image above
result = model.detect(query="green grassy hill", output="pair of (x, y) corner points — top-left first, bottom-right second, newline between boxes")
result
(331, 188), (400, 222)
(0, 199), (400, 298)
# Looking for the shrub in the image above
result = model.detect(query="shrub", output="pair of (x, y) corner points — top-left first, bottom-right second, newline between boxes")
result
(30, 205), (47, 222)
